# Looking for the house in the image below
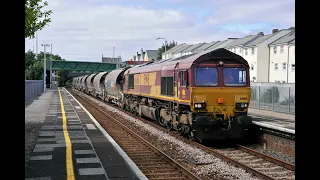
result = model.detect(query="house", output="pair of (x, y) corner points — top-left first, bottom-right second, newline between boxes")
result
(102, 56), (122, 65)
(268, 29), (295, 83)
(143, 50), (158, 62)
(161, 43), (187, 60)
(242, 28), (294, 82)
(192, 41), (220, 53)
(206, 38), (237, 51)
(223, 34), (263, 56)
(179, 43), (207, 57)
(172, 44), (192, 58)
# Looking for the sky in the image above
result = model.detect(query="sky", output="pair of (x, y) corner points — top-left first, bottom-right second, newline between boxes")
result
(25, 0), (295, 62)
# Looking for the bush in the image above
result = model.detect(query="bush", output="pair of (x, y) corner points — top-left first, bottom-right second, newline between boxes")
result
(280, 95), (295, 105)
(261, 86), (279, 103)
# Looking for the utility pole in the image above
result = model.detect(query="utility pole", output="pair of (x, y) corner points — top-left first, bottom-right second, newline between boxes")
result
(50, 44), (53, 88)
(113, 47), (116, 68)
(42, 44), (50, 93)
(36, 32), (38, 55)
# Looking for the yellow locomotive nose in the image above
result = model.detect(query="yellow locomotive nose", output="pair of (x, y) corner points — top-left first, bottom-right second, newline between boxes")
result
(191, 87), (250, 120)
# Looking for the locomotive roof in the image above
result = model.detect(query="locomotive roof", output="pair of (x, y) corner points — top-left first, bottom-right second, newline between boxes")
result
(125, 48), (249, 74)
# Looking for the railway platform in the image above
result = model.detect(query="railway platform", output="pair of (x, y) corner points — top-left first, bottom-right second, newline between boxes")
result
(25, 88), (147, 180)
(248, 109), (295, 134)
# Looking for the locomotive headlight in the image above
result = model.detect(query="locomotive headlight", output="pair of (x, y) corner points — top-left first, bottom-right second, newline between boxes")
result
(236, 103), (249, 109)
(194, 103), (206, 109)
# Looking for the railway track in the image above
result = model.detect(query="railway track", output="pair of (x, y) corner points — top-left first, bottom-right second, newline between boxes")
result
(70, 90), (200, 180)
(70, 88), (295, 180)
(193, 143), (295, 180)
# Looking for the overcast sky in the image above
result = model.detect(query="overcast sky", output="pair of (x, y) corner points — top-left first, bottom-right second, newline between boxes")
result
(25, 0), (295, 62)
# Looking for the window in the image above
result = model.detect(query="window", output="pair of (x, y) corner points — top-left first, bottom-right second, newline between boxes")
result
(245, 49), (248, 56)
(239, 49), (242, 54)
(251, 64), (254, 70)
(161, 77), (174, 96)
(251, 48), (255, 55)
(180, 71), (187, 86)
(274, 63), (278, 70)
(128, 74), (134, 89)
(194, 67), (218, 86)
(273, 46), (277, 54)
(283, 63), (287, 70)
(223, 68), (247, 86)
(291, 64), (295, 71)
(280, 45), (284, 53)
(234, 48), (236, 53)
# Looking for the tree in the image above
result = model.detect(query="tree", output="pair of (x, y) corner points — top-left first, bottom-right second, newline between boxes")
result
(25, 51), (66, 80)
(25, 50), (37, 69)
(157, 41), (177, 60)
(25, 0), (53, 39)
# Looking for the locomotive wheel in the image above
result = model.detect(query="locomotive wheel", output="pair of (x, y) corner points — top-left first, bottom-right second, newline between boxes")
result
(188, 131), (195, 141)
(158, 117), (166, 127)
(178, 126), (184, 136)
(166, 121), (173, 131)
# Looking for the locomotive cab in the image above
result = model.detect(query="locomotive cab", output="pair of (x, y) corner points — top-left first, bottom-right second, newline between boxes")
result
(189, 59), (252, 140)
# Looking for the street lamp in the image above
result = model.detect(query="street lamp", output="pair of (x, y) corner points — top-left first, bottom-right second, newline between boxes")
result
(41, 44), (50, 93)
(156, 37), (167, 52)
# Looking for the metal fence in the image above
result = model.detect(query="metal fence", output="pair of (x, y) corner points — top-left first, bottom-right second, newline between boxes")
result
(250, 83), (295, 114)
(25, 80), (44, 105)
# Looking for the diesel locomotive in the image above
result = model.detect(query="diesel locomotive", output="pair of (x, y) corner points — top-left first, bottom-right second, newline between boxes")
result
(73, 48), (252, 142)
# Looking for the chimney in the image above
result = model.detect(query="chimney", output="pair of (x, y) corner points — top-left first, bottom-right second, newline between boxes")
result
(257, 32), (264, 36)
(137, 52), (140, 61)
(272, 28), (279, 34)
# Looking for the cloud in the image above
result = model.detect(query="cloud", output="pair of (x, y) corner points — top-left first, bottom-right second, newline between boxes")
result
(206, 0), (294, 27)
(25, 0), (294, 62)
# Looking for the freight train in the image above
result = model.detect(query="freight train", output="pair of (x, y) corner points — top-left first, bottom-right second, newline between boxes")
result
(73, 48), (252, 142)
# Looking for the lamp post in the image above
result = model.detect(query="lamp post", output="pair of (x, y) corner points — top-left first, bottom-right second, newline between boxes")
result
(156, 37), (167, 52)
(41, 44), (50, 93)
(50, 44), (53, 88)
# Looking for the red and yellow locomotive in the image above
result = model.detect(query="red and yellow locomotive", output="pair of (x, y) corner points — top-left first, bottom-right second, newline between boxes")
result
(121, 48), (252, 141)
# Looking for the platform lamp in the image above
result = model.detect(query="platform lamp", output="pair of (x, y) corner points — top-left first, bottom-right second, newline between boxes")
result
(156, 37), (167, 52)
(41, 44), (50, 93)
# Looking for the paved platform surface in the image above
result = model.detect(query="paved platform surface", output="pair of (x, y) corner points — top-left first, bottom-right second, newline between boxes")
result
(25, 88), (146, 180)
(248, 109), (295, 134)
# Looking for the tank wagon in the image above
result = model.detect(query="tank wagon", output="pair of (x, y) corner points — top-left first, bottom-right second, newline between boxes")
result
(73, 48), (252, 142)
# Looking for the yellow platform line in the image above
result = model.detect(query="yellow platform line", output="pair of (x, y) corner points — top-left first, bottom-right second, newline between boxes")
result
(58, 88), (75, 180)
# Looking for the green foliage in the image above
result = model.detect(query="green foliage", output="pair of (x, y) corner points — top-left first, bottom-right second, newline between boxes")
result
(58, 71), (65, 87)
(25, 50), (66, 81)
(25, 59), (44, 80)
(25, 50), (37, 69)
(261, 86), (279, 103)
(157, 41), (177, 60)
(280, 95), (295, 105)
(25, 0), (53, 39)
